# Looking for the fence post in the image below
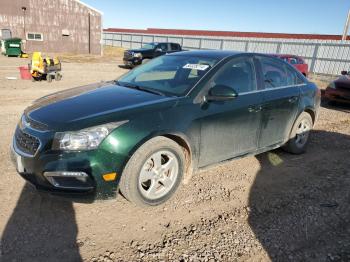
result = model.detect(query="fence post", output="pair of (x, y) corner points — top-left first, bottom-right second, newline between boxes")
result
(220, 39), (224, 50)
(245, 41), (249, 52)
(276, 42), (282, 54)
(310, 44), (320, 73)
(199, 38), (203, 50)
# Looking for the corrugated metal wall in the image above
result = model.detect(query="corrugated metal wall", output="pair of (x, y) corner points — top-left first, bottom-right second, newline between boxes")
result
(103, 32), (350, 75)
(0, 0), (102, 55)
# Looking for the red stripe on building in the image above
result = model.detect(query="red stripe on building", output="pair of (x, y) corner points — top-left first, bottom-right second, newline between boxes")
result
(104, 28), (349, 41)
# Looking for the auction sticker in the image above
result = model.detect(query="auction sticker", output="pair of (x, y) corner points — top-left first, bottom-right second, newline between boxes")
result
(183, 64), (210, 70)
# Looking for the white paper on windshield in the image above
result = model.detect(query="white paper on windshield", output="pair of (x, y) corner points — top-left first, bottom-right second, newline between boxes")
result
(183, 64), (210, 71)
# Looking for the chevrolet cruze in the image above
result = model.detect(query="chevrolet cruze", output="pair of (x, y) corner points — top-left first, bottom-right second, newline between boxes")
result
(11, 51), (320, 206)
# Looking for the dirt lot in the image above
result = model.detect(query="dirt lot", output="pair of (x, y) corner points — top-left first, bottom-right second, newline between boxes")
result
(0, 52), (349, 262)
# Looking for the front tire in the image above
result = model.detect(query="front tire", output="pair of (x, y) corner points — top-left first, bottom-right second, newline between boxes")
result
(119, 137), (185, 207)
(142, 58), (150, 64)
(47, 74), (53, 83)
(283, 112), (313, 154)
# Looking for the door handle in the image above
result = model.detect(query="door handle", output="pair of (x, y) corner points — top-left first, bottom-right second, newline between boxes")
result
(248, 107), (255, 113)
(288, 96), (298, 103)
(248, 106), (263, 113)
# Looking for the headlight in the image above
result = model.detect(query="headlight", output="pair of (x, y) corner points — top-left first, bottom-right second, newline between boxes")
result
(133, 52), (142, 58)
(328, 82), (336, 89)
(52, 121), (128, 151)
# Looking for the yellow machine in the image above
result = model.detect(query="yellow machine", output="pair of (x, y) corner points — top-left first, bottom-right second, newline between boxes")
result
(30, 52), (62, 82)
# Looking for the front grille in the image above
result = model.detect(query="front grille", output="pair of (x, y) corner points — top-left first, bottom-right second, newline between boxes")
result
(21, 114), (48, 131)
(124, 51), (132, 59)
(15, 128), (40, 156)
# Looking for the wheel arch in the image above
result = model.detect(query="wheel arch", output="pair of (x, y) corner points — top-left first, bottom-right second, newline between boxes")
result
(304, 107), (316, 125)
(286, 108), (315, 142)
(161, 133), (195, 184)
(125, 131), (196, 184)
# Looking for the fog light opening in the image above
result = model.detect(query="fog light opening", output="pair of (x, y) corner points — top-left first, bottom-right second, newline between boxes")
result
(44, 171), (89, 188)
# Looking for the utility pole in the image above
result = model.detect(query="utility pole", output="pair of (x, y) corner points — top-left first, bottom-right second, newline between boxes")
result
(88, 12), (91, 54)
(342, 9), (350, 41)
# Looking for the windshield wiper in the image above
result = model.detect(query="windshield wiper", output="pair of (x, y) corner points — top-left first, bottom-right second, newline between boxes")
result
(115, 81), (165, 96)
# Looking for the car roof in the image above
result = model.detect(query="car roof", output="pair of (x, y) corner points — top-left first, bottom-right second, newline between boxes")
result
(271, 54), (303, 59)
(168, 50), (243, 59)
(149, 42), (180, 45)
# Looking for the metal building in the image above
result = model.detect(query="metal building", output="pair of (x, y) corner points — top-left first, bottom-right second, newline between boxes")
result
(0, 0), (102, 55)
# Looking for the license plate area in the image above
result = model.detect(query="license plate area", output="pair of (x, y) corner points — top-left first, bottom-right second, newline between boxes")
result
(13, 150), (25, 173)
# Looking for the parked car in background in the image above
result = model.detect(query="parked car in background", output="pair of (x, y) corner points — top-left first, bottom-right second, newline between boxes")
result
(123, 42), (183, 68)
(325, 71), (350, 104)
(273, 54), (309, 77)
(11, 50), (320, 207)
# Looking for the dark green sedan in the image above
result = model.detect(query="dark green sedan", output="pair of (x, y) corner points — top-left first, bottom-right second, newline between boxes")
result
(11, 51), (321, 206)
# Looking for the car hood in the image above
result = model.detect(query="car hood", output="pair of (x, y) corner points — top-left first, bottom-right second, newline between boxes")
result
(25, 81), (177, 131)
(126, 48), (153, 53)
(334, 76), (350, 89)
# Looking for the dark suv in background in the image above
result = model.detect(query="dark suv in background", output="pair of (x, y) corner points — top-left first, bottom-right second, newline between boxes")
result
(123, 42), (183, 67)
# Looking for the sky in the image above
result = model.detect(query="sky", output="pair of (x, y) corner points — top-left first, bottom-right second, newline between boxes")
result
(84, 0), (350, 35)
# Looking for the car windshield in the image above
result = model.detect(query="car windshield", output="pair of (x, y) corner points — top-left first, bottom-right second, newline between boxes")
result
(117, 55), (219, 96)
(142, 43), (156, 49)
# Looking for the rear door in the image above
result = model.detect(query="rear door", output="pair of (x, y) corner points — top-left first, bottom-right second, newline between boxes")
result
(256, 56), (303, 148)
(168, 43), (181, 53)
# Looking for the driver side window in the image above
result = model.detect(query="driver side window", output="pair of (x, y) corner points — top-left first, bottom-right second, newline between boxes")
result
(157, 43), (168, 52)
(211, 57), (257, 94)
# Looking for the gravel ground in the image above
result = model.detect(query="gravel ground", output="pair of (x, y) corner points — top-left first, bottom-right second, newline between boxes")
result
(0, 54), (349, 262)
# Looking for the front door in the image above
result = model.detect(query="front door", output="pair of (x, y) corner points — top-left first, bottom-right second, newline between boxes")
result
(198, 56), (263, 167)
(154, 43), (168, 57)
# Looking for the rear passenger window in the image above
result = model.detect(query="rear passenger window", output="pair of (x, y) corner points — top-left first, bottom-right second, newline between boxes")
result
(158, 43), (168, 51)
(211, 57), (257, 93)
(259, 57), (289, 88)
(260, 57), (304, 88)
(285, 67), (305, 85)
(170, 43), (180, 51)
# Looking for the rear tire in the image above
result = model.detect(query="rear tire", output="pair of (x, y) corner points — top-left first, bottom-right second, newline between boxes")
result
(47, 75), (53, 83)
(283, 112), (313, 154)
(55, 73), (62, 81)
(119, 137), (185, 207)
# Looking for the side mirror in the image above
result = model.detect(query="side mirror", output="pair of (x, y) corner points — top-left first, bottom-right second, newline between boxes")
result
(155, 48), (163, 53)
(205, 85), (238, 102)
(341, 70), (348, 75)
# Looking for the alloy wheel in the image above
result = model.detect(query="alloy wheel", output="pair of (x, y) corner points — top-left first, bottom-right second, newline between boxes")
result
(295, 119), (311, 148)
(138, 150), (179, 200)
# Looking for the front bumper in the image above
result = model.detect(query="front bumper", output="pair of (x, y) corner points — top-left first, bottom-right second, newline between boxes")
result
(325, 88), (350, 103)
(123, 57), (142, 67)
(10, 126), (127, 200)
